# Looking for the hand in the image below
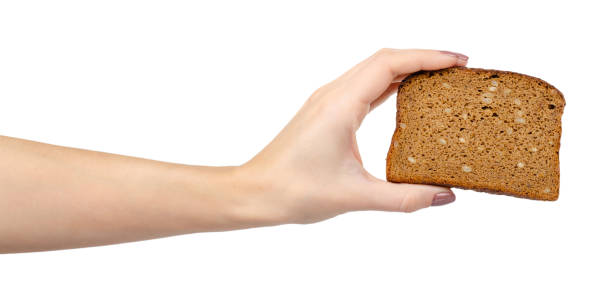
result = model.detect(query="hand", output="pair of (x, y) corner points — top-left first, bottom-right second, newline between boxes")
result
(237, 49), (469, 225)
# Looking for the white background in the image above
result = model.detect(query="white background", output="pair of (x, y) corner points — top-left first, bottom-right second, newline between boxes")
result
(1, 0), (610, 302)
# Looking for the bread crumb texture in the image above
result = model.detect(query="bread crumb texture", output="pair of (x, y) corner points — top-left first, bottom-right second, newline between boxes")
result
(386, 67), (565, 201)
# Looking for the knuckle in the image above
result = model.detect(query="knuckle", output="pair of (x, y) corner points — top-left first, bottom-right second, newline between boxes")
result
(374, 48), (398, 59)
(309, 85), (326, 100)
(308, 83), (332, 103)
(398, 193), (415, 212)
(375, 48), (392, 56)
(398, 193), (426, 213)
(371, 49), (395, 74)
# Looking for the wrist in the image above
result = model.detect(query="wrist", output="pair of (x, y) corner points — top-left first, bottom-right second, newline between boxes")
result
(224, 163), (292, 228)
(191, 164), (290, 231)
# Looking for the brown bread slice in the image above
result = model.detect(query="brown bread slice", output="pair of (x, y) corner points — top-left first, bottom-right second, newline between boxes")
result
(386, 67), (565, 200)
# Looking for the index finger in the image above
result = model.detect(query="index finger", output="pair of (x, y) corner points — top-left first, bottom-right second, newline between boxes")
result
(346, 49), (468, 104)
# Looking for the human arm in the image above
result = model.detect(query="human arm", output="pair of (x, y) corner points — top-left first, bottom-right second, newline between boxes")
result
(0, 49), (467, 253)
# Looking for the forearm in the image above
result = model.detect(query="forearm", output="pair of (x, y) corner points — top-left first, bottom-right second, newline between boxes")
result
(0, 135), (257, 253)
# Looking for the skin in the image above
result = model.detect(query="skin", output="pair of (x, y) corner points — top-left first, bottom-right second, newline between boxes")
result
(0, 49), (468, 253)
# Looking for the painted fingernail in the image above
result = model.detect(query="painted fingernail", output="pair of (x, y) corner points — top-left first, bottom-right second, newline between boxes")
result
(440, 50), (469, 62)
(431, 192), (456, 206)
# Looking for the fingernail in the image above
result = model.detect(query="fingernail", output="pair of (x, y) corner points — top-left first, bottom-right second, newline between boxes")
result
(440, 50), (469, 62)
(431, 192), (456, 206)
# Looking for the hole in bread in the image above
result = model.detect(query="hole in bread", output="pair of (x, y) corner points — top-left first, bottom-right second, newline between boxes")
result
(548, 104), (556, 109)
(490, 74), (500, 78)
(492, 113), (498, 117)
(481, 106), (492, 110)
(460, 128), (465, 131)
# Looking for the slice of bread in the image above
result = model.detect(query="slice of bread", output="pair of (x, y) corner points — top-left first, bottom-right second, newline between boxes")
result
(386, 67), (565, 200)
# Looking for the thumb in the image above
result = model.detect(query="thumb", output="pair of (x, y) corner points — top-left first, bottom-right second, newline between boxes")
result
(359, 180), (455, 212)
